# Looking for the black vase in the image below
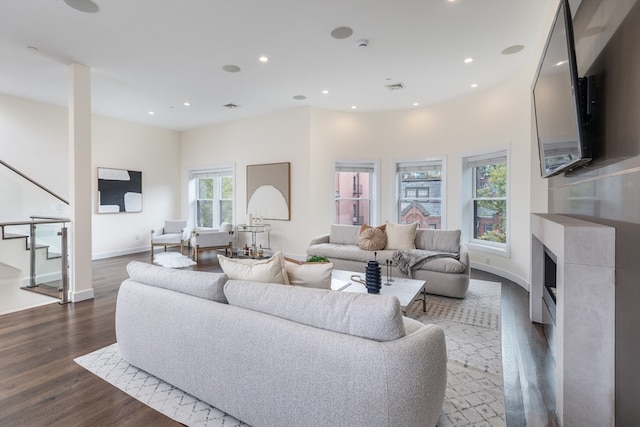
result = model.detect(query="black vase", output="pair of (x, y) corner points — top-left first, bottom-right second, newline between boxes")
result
(365, 260), (382, 294)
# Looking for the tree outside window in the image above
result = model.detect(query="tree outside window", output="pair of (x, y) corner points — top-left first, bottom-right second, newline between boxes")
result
(193, 171), (233, 228)
(473, 162), (507, 243)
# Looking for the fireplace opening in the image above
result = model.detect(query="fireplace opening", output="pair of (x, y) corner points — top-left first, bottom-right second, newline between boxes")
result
(543, 246), (557, 323)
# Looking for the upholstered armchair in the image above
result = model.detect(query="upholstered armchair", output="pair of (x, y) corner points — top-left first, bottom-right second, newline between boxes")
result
(150, 220), (191, 259)
(191, 222), (235, 262)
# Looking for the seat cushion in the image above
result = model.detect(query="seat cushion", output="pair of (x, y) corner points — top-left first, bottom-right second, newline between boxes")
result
(152, 233), (183, 244)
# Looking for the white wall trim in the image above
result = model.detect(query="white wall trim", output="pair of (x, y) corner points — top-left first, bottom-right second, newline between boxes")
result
(92, 246), (149, 260)
(71, 287), (94, 302)
(471, 261), (529, 291)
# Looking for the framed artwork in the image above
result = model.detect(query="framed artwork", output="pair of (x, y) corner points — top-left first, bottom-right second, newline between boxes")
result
(97, 167), (142, 213)
(246, 162), (290, 220)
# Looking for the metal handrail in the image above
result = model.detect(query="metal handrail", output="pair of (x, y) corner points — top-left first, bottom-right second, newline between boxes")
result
(0, 159), (69, 205)
(1, 217), (71, 305)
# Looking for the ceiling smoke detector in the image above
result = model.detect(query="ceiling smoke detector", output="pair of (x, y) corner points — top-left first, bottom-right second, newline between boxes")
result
(356, 39), (369, 48)
(385, 82), (405, 91)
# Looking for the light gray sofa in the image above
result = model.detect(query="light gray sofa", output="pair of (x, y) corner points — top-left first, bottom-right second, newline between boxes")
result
(306, 225), (470, 298)
(116, 261), (447, 427)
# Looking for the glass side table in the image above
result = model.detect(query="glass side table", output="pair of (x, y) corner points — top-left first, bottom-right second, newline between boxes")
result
(236, 223), (271, 252)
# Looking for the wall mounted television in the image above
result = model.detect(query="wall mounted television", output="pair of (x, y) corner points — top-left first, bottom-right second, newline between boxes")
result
(532, 0), (596, 178)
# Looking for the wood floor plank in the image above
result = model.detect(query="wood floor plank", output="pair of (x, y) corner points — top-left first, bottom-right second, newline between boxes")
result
(0, 251), (555, 426)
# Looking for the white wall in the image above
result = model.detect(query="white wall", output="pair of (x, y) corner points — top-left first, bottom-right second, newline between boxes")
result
(92, 116), (181, 259)
(181, 69), (539, 286)
(0, 93), (182, 260)
(180, 107), (312, 256)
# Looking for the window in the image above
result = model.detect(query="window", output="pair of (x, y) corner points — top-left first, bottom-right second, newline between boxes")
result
(395, 160), (443, 229)
(334, 161), (377, 225)
(190, 168), (233, 228)
(462, 150), (508, 254)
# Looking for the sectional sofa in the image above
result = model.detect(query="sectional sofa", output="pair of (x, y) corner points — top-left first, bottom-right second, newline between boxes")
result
(306, 224), (470, 298)
(115, 261), (447, 427)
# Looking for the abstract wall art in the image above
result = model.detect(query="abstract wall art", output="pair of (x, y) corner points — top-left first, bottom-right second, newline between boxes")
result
(246, 162), (290, 220)
(97, 167), (142, 213)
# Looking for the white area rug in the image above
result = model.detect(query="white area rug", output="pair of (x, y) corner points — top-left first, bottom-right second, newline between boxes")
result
(408, 279), (505, 427)
(153, 252), (196, 269)
(75, 279), (503, 426)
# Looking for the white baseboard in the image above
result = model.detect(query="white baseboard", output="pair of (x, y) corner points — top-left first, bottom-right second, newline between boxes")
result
(471, 261), (529, 292)
(71, 288), (94, 302)
(92, 246), (149, 260)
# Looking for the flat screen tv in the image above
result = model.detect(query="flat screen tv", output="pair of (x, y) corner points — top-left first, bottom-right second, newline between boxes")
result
(533, 0), (595, 178)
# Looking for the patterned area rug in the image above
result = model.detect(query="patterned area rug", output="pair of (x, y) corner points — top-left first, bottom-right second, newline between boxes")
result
(408, 279), (505, 426)
(74, 279), (503, 427)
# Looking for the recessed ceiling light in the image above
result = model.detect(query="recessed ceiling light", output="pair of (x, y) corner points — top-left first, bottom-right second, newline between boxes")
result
(148, 111), (155, 115)
(322, 90), (329, 95)
(331, 26), (354, 40)
(293, 95), (306, 101)
(464, 57), (474, 64)
(183, 102), (191, 107)
(351, 105), (357, 110)
(259, 56), (269, 63)
(413, 102), (420, 107)
(64, 0), (99, 13)
(470, 83), (479, 88)
(222, 65), (241, 73)
(555, 60), (568, 67)
(501, 45), (525, 55)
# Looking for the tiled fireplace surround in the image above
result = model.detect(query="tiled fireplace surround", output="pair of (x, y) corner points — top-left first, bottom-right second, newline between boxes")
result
(530, 214), (615, 426)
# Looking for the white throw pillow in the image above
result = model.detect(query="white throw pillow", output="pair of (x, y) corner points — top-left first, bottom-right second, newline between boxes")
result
(284, 259), (334, 289)
(218, 251), (288, 284)
(385, 221), (418, 250)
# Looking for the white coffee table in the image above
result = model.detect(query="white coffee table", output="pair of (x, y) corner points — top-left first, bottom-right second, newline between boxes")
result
(331, 269), (426, 315)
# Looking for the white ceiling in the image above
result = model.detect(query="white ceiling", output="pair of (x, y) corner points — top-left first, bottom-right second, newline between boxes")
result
(0, 0), (556, 131)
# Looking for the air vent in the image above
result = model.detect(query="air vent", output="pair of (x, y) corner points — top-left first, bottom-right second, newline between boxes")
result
(385, 82), (405, 91)
(223, 103), (240, 109)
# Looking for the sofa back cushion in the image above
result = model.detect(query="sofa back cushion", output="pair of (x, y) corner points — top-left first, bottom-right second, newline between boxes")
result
(415, 229), (461, 253)
(126, 261), (228, 303)
(224, 280), (406, 342)
(164, 220), (187, 234)
(329, 224), (360, 245)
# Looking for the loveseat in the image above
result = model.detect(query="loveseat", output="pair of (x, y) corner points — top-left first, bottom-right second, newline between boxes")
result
(116, 261), (447, 427)
(306, 224), (470, 298)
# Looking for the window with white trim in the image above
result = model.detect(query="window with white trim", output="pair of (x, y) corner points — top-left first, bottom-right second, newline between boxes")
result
(462, 150), (508, 253)
(395, 159), (444, 229)
(190, 168), (233, 228)
(334, 161), (377, 225)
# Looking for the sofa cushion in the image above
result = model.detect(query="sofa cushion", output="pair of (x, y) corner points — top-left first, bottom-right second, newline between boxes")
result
(224, 280), (406, 342)
(329, 224), (360, 245)
(126, 261), (228, 303)
(284, 258), (334, 289)
(218, 251), (288, 284)
(358, 225), (387, 251)
(415, 229), (461, 253)
(164, 220), (186, 234)
(385, 221), (418, 250)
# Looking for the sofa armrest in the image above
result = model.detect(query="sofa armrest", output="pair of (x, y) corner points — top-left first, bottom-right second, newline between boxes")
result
(309, 234), (330, 246)
(459, 244), (470, 275)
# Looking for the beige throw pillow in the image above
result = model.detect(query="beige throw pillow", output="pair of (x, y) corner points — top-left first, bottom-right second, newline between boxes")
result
(358, 224), (387, 251)
(284, 258), (334, 289)
(218, 251), (288, 284)
(385, 221), (418, 250)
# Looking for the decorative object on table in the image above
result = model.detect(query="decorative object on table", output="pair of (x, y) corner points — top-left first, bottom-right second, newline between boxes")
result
(246, 162), (291, 221)
(306, 255), (330, 263)
(97, 167), (142, 213)
(365, 252), (381, 294)
(243, 243), (249, 256)
(384, 259), (394, 285)
(257, 245), (264, 258)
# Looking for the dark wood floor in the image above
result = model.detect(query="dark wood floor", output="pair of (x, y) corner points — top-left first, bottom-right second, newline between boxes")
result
(0, 251), (557, 426)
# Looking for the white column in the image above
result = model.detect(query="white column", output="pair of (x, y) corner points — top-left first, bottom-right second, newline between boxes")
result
(68, 63), (94, 302)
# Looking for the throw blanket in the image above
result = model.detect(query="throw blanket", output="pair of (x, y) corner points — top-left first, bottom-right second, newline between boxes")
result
(392, 249), (460, 278)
